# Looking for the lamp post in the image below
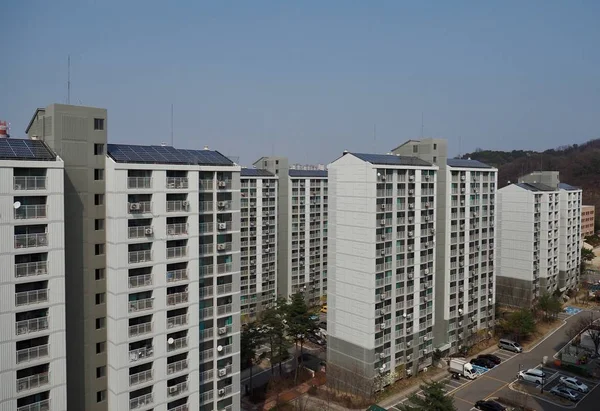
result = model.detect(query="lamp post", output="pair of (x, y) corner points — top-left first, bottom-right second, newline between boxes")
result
(541, 356), (548, 393)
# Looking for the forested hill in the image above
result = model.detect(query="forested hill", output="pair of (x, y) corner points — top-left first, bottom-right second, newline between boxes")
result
(460, 139), (600, 221)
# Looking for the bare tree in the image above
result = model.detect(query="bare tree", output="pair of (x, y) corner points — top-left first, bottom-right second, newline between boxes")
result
(567, 312), (600, 355)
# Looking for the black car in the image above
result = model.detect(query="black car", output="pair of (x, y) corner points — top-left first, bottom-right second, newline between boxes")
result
(475, 400), (506, 411)
(471, 358), (496, 369)
(477, 354), (502, 365)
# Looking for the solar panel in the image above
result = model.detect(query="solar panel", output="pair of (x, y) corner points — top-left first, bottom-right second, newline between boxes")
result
(0, 139), (56, 161)
(106, 144), (234, 166)
(351, 153), (432, 167)
(447, 159), (493, 169)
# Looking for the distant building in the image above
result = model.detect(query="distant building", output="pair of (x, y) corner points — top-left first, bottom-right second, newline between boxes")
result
(582, 205), (595, 239)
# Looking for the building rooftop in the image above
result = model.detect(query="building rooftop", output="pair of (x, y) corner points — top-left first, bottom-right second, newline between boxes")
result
(107, 143), (234, 166)
(351, 152), (432, 167)
(0, 138), (56, 161)
(446, 158), (494, 169)
(241, 168), (276, 177)
(558, 182), (580, 191)
(289, 169), (328, 178)
(516, 182), (558, 192)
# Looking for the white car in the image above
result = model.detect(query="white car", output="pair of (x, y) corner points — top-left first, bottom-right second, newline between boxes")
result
(517, 368), (545, 384)
(560, 376), (589, 393)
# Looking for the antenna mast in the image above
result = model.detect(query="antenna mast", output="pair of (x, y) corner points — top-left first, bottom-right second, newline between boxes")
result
(67, 55), (71, 104)
(170, 104), (174, 146)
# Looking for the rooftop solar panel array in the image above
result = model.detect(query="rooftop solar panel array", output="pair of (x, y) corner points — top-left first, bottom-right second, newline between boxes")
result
(558, 183), (580, 191)
(0, 138), (56, 161)
(240, 168), (276, 177)
(288, 169), (328, 178)
(446, 158), (494, 169)
(107, 144), (234, 166)
(351, 153), (433, 167)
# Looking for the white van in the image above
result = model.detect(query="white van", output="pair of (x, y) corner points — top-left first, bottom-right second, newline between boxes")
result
(498, 339), (523, 353)
(517, 368), (545, 384)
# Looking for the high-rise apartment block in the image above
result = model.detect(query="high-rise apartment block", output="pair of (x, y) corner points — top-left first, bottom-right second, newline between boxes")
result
(254, 157), (328, 306)
(0, 138), (67, 411)
(327, 152), (437, 392)
(239, 169), (278, 323)
(393, 139), (497, 356)
(497, 171), (582, 306)
(582, 205), (595, 239)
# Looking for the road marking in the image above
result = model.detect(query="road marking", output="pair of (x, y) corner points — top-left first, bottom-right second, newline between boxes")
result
(452, 395), (475, 406)
(480, 374), (512, 384)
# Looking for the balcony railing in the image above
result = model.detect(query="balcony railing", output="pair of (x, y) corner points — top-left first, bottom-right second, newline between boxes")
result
(199, 222), (213, 233)
(167, 246), (188, 259)
(199, 369), (214, 382)
(129, 345), (154, 362)
(129, 298), (154, 312)
(217, 283), (233, 295)
(200, 286), (214, 298)
(16, 317), (49, 335)
(167, 291), (189, 306)
(167, 269), (188, 283)
(167, 336), (188, 352)
(130, 393), (153, 410)
(200, 348), (214, 361)
(16, 344), (49, 364)
(199, 180), (214, 190)
(129, 250), (152, 264)
(200, 327), (214, 340)
(217, 304), (233, 316)
(199, 265), (214, 276)
(167, 200), (190, 213)
(166, 177), (189, 189)
(129, 369), (153, 386)
(169, 404), (189, 411)
(14, 176), (46, 191)
(129, 273), (153, 288)
(168, 380), (189, 397)
(15, 261), (48, 278)
(128, 201), (152, 213)
(128, 177), (152, 189)
(129, 322), (153, 337)
(217, 263), (233, 274)
(17, 371), (50, 392)
(14, 205), (48, 220)
(15, 289), (49, 306)
(17, 399), (50, 411)
(199, 201), (213, 212)
(167, 358), (189, 375)
(14, 233), (48, 249)
(200, 390), (214, 404)
(167, 223), (188, 236)
(129, 226), (153, 239)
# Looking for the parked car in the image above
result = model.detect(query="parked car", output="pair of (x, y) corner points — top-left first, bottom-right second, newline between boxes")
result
(517, 368), (545, 384)
(498, 339), (523, 353)
(477, 354), (502, 365)
(309, 314), (319, 321)
(474, 400), (506, 411)
(550, 386), (580, 402)
(471, 358), (496, 369)
(559, 376), (589, 393)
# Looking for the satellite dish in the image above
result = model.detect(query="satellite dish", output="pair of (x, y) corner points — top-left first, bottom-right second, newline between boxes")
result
(217, 345), (223, 352)
(167, 337), (174, 345)
(403, 313), (407, 318)
(13, 201), (21, 209)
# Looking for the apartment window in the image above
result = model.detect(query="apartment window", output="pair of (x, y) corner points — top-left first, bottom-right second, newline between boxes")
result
(276, 160), (279, 165)
(95, 219), (104, 231)
(95, 244), (105, 255)
(433, 143), (437, 150)
(94, 143), (105, 155)
(94, 194), (104, 205)
(95, 317), (106, 329)
(95, 293), (105, 305)
(95, 268), (105, 280)
(275, 169), (279, 174)
(96, 366), (106, 378)
(96, 341), (106, 354)
(433, 156), (437, 163)
(413, 145), (418, 153)
(94, 118), (105, 131)
(94, 169), (104, 181)
(96, 390), (107, 403)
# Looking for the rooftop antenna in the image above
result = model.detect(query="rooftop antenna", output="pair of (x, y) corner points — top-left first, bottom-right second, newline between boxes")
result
(170, 104), (174, 146)
(67, 55), (71, 104)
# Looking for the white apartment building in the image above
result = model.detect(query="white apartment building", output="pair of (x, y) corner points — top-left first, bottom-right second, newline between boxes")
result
(104, 144), (241, 411)
(392, 139), (497, 355)
(0, 139), (67, 411)
(240, 169), (278, 322)
(254, 157), (328, 306)
(497, 172), (582, 306)
(327, 152), (437, 392)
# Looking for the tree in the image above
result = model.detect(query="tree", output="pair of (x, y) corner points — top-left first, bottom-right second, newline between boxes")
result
(582, 247), (596, 263)
(260, 298), (292, 376)
(284, 292), (319, 383)
(568, 312), (600, 355)
(398, 380), (457, 411)
(536, 293), (562, 321)
(503, 309), (535, 342)
(241, 325), (267, 396)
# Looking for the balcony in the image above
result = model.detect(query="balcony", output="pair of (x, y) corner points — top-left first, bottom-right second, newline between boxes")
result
(167, 359), (189, 375)
(15, 289), (49, 307)
(200, 327), (214, 340)
(15, 261), (48, 279)
(218, 384), (234, 397)
(199, 201), (213, 212)
(167, 200), (190, 213)
(14, 233), (48, 249)
(167, 291), (189, 306)
(17, 400), (50, 411)
(167, 246), (188, 259)
(166, 177), (189, 189)
(167, 269), (189, 283)
(199, 222), (213, 234)
(129, 250), (152, 264)
(14, 205), (48, 220)
(128, 201), (152, 213)
(17, 372), (50, 392)
(128, 226), (153, 239)
(200, 286), (214, 298)
(218, 343), (234, 356)
(16, 344), (49, 364)
(129, 274), (153, 288)
(217, 283), (233, 295)
(130, 369), (153, 386)
(129, 298), (154, 313)
(217, 304), (233, 316)
(199, 265), (214, 277)
(130, 393), (153, 410)
(129, 346), (153, 363)
(14, 176), (46, 191)
(167, 223), (188, 236)
(199, 179), (214, 191)
(168, 380), (189, 397)
(129, 322), (153, 337)
(167, 336), (188, 352)
(200, 348), (214, 361)
(128, 177), (152, 189)
(200, 390), (214, 404)
(217, 263), (233, 274)
(16, 317), (49, 336)
(200, 369), (214, 382)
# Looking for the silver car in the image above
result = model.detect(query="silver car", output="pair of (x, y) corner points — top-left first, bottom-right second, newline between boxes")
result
(559, 376), (589, 393)
(550, 386), (580, 402)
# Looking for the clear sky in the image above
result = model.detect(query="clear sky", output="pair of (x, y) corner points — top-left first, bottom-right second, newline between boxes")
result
(1, 1), (599, 165)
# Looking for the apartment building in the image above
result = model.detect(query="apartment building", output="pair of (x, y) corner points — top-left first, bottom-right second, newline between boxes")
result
(0, 138), (67, 411)
(327, 152), (437, 392)
(392, 139), (497, 356)
(582, 205), (595, 239)
(239, 168), (278, 322)
(254, 157), (328, 306)
(497, 171), (581, 306)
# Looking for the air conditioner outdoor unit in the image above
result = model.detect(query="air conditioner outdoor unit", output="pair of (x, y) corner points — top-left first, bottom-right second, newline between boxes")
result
(168, 228), (175, 235)
(409, 175), (415, 181)
(145, 227), (153, 235)
(218, 181), (226, 188)
(241, 192), (246, 197)
(380, 250), (385, 256)
(424, 269), (429, 275)
(408, 245), (413, 251)
(381, 235), (386, 241)
(129, 202), (141, 211)
(218, 223), (227, 230)
(380, 323), (386, 330)
(380, 219), (386, 226)
(381, 175), (386, 181)
(430, 228), (435, 234)
(425, 175), (430, 180)
(218, 389), (226, 396)
(461, 175), (466, 181)
(409, 204), (414, 209)
(380, 294), (386, 301)
(169, 386), (178, 393)
(380, 309), (386, 315)
(425, 216), (430, 221)
(460, 200), (465, 206)
(460, 249), (464, 255)
(265, 248), (270, 253)
(217, 244), (226, 251)
(408, 273), (413, 279)
(182, 200), (190, 208)
(381, 204), (386, 209)
(409, 189), (414, 195)
(218, 368), (227, 377)
(425, 202), (430, 208)
(379, 352), (385, 359)
(218, 327), (227, 335)
(408, 231), (414, 237)
(264, 182), (269, 187)
(218, 201), (226, 208)
(409, 217), (414, 223)
(407, 354), (412, 361)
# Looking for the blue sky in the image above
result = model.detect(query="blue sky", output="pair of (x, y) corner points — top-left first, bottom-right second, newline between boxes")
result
(1, 1), (599, 165)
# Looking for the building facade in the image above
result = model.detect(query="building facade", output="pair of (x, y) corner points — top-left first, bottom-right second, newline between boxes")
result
(558, 183), (582, 290)
(582, 205), (595, 239)
(240, 169), (278, 322)
(327, 152), (437, 392)
(254, 157), (328, 306)
(392, 139), (497, 356)
(0, 139), (67, 411)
